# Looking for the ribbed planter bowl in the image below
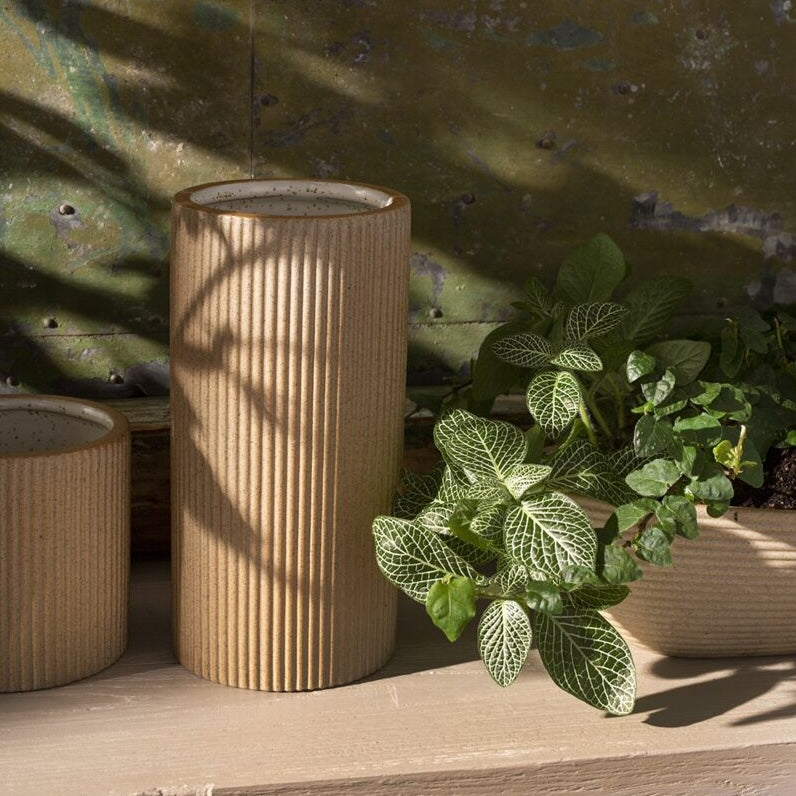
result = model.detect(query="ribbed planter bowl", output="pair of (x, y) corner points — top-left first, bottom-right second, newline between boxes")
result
(0, 395), (130, 692)
(606, 505), (796, 656)
(170, 179), (410, 690)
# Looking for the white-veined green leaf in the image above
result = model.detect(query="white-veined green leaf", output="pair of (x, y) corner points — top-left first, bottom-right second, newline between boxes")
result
(416, 501), (455, 535)
(503, 463), (552, 500)
(524, 275), (556, 318)
(566, 584), (630, 611)
(372, 516), (481, 602)
(619, 277), (691, 346)
(526, 370), (582, 437)
(550, 343), (603, 373)
(566, 302), (628, 340)
(534, 608), (636, 715)
(477, 599), (533, 687)
(394, 467), (443, 518)
(548, 440), (637, 506)
(491, 560), (529, 597)
(493, 333), (552, 368)
(504, 493), (597, 581)
(441, 412), (527, 481)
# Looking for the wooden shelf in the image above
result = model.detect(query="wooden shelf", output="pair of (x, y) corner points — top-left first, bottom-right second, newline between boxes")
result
(2, 562), (796, 795)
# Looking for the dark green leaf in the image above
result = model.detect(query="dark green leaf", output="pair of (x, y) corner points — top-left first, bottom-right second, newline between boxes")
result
(625, 458), (682, 497)
(633, 414), (675, 458)
(646, 340), (711, 385)
(619, 276), (691, 346)
(426, 576), (477, 642)
(566, 583), (630, 610)
(524, 580), (564, 616)
(641, 369), (676, 406)
(673, 413), (723, 446)
(633, 525), (672, 566)
(656, 495), (698, 539)
(686, 462), (734, 504)
(555, 234), (628, 305)
(599, 543), (643, 584)
(626, 350), (657, 383)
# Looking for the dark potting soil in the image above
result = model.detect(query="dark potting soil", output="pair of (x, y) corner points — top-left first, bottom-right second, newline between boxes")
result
(733, 446), (796, 509)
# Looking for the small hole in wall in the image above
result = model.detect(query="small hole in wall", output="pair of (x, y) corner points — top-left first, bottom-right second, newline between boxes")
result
(4, 375), (19, 387)
(57, 203), (76, 216)
(428, 307), (443, 319)
(108, 371), (124, 385)
(695, 28), (709, 40)
(42, 317), (58, 329)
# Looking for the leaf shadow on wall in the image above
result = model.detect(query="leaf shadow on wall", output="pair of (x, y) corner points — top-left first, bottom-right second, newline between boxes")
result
(1, 1), (249, 395)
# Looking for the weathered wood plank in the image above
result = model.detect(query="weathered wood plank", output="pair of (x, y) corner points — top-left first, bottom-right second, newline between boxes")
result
(1, 562), (796, 795)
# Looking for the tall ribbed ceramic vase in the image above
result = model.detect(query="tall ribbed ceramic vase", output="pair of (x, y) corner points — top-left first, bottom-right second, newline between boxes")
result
(170, 179), (410, 690)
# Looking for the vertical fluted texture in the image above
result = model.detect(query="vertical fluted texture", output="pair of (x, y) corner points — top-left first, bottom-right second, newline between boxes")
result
(171, 187), (409, 690)
(607, 506), (796, 656)
(0, 416), (130, 692)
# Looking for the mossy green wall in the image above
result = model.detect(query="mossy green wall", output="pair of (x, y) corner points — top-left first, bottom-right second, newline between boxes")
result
(1, 2), (794, 396)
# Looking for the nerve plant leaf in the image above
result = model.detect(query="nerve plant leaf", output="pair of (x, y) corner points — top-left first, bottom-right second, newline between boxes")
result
(550, 343), (603, 373)
(493, 333), (552, 368)
(504, 493), (597, 582)
(548, 440), (637, 506)
(534, 608), (636, 716)
(565, 302), (628, 340)
(526, 370), (581, 437)
(435, 410), (527, 482)
(372, 516), (481, 602)
(477, 599), (532, 687)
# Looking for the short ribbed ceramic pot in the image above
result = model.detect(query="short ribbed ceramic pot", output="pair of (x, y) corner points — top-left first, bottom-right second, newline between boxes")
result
(0, 395), (131, 691)
(606, 505), (796, 656)
(170, 179), (410, 690)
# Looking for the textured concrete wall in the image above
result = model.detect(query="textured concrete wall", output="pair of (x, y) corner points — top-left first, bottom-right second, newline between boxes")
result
(1, 1), (794, 395)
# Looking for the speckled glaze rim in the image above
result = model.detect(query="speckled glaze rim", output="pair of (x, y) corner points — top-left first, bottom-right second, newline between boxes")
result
(172, 178), (410, 219)
(0, 395), (130, 459)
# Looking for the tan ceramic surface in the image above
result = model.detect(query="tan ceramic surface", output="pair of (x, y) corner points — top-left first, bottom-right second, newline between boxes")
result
(0, 395), (131, 691)
(607, 505), (796, 656)
(170, 179), (410, 690)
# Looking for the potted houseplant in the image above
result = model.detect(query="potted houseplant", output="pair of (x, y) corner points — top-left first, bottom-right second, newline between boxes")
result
(605, 304), (796, 655)
(372, 234), (796, 715)
(373, 234), (697, 715)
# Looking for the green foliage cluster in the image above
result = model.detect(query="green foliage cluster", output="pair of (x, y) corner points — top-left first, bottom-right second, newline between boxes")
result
(373, 408), (637, 716)
(374, 234), (796, 716)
